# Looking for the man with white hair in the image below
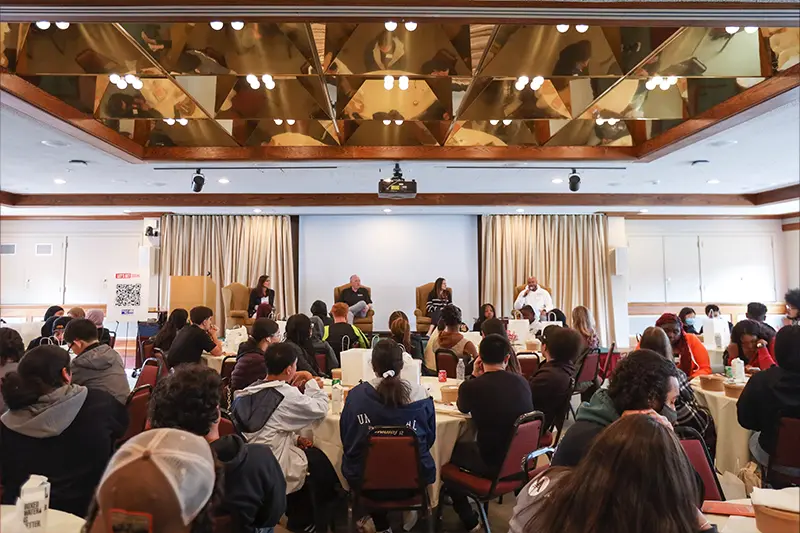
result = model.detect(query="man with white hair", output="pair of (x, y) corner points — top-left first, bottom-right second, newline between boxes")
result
(337, 274), (372, 324)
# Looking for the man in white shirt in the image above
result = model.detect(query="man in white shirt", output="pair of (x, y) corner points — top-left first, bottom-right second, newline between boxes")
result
(514, 277), (554, 319)
(231, 342), (336, 533)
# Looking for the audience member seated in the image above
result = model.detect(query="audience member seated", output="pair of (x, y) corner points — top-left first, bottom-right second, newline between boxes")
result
(285, 314), (337, 376)
(551, 350), (679, 467)
(703, 304), (733, 334)
(519, 305), (537, 329)
(310, 300), (333, 339)
(514, 276), (553, 318)
(472, 303), (496, 332)
(249, 274), (275, 318)
(152, 308), (189, 352)
(639, 326), (716, 455)
(547, 308), (569, 326)
(389, 311), (425, 361)
(425, 277), (452, 335)
(338, 274), (373, 325)
(747, 301), (777, 341)
(783, 288), (800, 327)
(255, 303), (274, 319)
(67, 307), (86, 319)
(83, 428), (219, 533)
(679, 307), (700, 335)
(724, 319), (778, 371)
(232, 342), (338, 533)
(480, 317), (521, 374)
(510, 414), (720, 533)
(0, 345), (128, 516)
(529, 327), (582, 431)
(449, 334), (534, 531)
(65, 319), (130, 404)
(85, 309), (112, 346)
(571, 306), (599, 350)
(231, 318), (281, 391)
(0, 328), (24, 412)
(27, 315), (72, 350)
(323, 303), (370, 360)
(737, 325), (800, 473)
(423, 305), (478, 373)
(150, 365), (287, 532)
(43, 305), (64, 321)
(656, 313), (711, 378)
(167, 306), (223, 369)
(340, 339), (434, 533)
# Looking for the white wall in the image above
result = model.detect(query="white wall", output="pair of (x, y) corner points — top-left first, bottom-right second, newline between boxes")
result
(783, 216), (799, 291)
(299, 215), (479, 330)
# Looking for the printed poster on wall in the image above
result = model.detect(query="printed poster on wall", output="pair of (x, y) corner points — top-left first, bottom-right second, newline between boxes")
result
(107, 271), (149, 322)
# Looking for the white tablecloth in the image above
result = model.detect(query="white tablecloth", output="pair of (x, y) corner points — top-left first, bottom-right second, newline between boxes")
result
(1, 505), (84, 533)
(691, 379), (752, 475)
(313, 377), (471, 507)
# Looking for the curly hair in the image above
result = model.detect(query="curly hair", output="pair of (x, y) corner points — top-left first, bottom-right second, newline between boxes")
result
(149, 364), (221, 436)
(441, 304), (462, 327)
(785, 288), (800, 310)
(0, 328), (24, 366)
(608, 349), (678, 413)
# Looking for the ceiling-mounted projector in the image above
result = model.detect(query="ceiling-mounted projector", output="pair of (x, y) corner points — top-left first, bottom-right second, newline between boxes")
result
(378, 163), (417, 199)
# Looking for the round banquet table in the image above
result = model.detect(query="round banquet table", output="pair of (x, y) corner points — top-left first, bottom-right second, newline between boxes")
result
(691, 378), (752, 475)
(312, 377), (473, 508)
(1, 505), (84, 532)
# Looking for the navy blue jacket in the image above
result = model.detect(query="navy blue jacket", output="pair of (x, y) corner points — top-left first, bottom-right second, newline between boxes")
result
(340, 382), (436, 486)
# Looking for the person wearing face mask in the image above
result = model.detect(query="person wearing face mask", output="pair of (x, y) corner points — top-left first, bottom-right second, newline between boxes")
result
(655, 313), (711, 379)
(679, 307), (700, 335)
(551, 350), (680, 468)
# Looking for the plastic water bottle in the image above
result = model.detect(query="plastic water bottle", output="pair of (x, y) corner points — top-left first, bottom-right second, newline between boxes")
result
(331, 379), (343, 415)
(456, 358), (465, 381)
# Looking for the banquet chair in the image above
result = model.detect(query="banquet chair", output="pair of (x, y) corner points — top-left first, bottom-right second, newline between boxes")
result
(676, 426), (725, 501)
(569, 348), (600, 419)
(119, 384), (153, 445)
(440, 411), (546, 533)
(540, 376), (576, 451)
(315, 352), (329, 375)
(518, 356), (540, 380)
(765, 415), (800, 488)
(435, 348), (459, 378)
(333, 283), (375, 333)
(134, 357), (162, 389)
(219, 356), (237, 409)
(219, 410), (240, 437)
(414, 282), (453, 333)
(598, 342), (619, 381)
(349, 426), (434, 533)
(131, 338), (155, 378)
(108, 331), (116, 349)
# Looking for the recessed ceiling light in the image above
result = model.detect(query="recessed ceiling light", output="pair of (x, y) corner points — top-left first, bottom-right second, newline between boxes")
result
(35, 21), (51, 30)
(394, 119), (403, 125)
(384, 21), (398, 32)
(383, 208), (392, 213)
(383, 119), (391, 126)
(552, 178), (564, 184)
(489, 119), (499, 126)
(639, 209), (649, 213)
(556, 24), (569, 33)
(123, 209), (132, 214)
(53, 178), (67, 185)
(177, 118), (188, 126)
(230, 21), (245, 31)
(116, 79), (128, 90)
(210, 21), (224, 31)
(709, 139), (738, 147)
(41, 140), (68, 148)
(404, 21), (417, 31)
(502, 119), (512, 126)
(707, 179), (721, 185)
(744, 27), (758, 34)
(218, 178), (230, 184)
(55, 22), (70, 30)
(516, 208), (525, 213)
(286, 119), (296, 125)
(725, 26), (740, 34)
(253, 208), (262, 213)
(274, 119), (283, 125)
(575, 24), (589, 33)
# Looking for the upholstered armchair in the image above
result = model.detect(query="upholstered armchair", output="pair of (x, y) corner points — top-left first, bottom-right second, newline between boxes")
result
(333, 283), (374, 333)
(223, 282), (254, 330)
(414, 282), (453, 333)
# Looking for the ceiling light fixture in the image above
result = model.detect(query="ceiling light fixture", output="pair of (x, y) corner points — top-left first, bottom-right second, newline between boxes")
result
(516, 208), (525, 213)
(218, 178), (230, 184)
(132, 78), (144, 90)
(115, 79), (128, 90)
(552, 178), (564, 184)
(124, 74), (136, 84)
(123, 209), (132, 214)
(659, 79), (671, 90)
(264, 77), (276, 90)
(109, 73), (120, 84)
(253, 208), (262, 213)
(398, 75), (409, 90)
(595, 118), (605, 126)
(384, 21), (398, 32)
(707, 179), (721, 184)
(210, 21), (224, 31)
(35, 21), (51, 30)
(575, 24), (589, 33)
(230, 21), (245, 31)
(274, 119), (283, 125)
(556, 24), (569, 33)
(383, 208), (392, 213)
(286, 119), (296, 125)
(383, 119), (391, 125)
(41, 140), (69, 148)
(725, 26), (740, 34)
(667, 75), (679, 86)
(639, 209), (649, 213)
(744, 26), (758, 34)
(246, 74), (260, 90)
(163, 118), (176, 125)
(530, 75), (545, 90)
(177, 118), (188, 126)
(645, 78), (657, 91)
(606, 118), (619, 125)
(489, 119), (500, 125)
(502, 119), (512, 126)
(53, 178), (66, 185)
(404, 21), (417, 31)
(384, 75), (394, 90)
(514, 76), (529, 90)
(55, 22), (70, 30)
(394, 119), (404, 125)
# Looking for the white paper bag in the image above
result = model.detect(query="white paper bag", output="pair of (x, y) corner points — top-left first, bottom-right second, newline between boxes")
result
(719, 471), (747, 501)
(223, 326), (248, 353)
(341, 348), (373, 386)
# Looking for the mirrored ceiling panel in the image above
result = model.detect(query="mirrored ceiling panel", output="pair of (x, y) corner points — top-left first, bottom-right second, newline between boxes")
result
(332, 76), (452, 120)
(445, 120), (540, 146)
(236, 119), (340, 146)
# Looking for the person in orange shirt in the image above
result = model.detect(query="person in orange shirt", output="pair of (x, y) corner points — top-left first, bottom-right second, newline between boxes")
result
(656, 313), (712, 378)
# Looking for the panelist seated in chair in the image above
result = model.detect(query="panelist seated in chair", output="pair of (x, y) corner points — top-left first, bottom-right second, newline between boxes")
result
(323, 303), (371, 361)
(423, 305), (477, 373)
(425, 277), (452, 336)
(249, 275), (276, 318)
(514, 277), (553, 320)
(338, 275), (373, 325)
(340, 339), (434, 533)
(449, 334), (534, 532)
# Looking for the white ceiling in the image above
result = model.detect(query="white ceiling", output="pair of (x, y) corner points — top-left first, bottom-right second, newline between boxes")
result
(0, 88), (798, 216)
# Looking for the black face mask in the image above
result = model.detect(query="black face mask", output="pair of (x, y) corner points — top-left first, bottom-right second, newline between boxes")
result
(661, 404), (678, 425)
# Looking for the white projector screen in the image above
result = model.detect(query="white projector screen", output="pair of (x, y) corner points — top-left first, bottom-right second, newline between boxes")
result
(299, 215), (479, 331)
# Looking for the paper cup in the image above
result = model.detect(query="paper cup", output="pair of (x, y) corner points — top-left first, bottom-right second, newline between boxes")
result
(331, 368), (342, 380)
(440, 385), (460, 404)
(525, 339), (542, 352)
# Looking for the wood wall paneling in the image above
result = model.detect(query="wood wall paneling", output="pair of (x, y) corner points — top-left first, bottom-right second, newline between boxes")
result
(628, 302), (785, 316)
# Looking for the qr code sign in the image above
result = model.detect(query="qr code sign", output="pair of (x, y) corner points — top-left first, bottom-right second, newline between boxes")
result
(115, 283), (142, 307)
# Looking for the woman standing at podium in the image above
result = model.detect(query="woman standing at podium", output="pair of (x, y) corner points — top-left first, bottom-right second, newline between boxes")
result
(249, 275), (275, 318)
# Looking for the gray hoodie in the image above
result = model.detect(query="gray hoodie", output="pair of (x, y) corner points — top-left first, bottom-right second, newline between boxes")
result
(70, 343), (130, 403)
(0, 384), (88, 437)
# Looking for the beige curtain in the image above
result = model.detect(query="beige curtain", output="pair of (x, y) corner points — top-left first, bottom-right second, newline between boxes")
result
(480, 214), (612, 345)
(159, 215), (296, 330)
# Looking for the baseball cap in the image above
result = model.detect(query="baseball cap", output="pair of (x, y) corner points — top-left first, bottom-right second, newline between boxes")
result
(88, 428), (215, 533)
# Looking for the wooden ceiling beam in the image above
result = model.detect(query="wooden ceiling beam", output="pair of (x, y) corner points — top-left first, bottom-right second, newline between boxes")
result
(748, 184), (800, 206)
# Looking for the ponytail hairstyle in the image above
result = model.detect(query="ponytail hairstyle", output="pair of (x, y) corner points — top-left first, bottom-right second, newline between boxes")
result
(390, 316), (412, 353)
(1, 345), (70, 410)
(371, 339), (411, 408)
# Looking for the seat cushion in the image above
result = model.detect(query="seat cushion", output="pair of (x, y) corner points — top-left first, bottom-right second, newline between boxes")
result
(229, 310), (249, 318)
(540, 432), (553, 447)
(359, 494), (424, 509)
(441, 463), (522, 498)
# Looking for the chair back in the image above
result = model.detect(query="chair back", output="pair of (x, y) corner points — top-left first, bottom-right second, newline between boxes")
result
(518, 356), (540, 379)
(361, 426), (424, 492)
(676, 426), (725, 501)
(223, 282), (250, 315)
(120, 384), (153, 443)
(435, 348), (459, 378)
(219, 410), (239, 437)
(334, 283), (372, 303)
(496, 411), (544, 481)
(220, 356), (237, 380)
(599, 342), (619, 380)
(767, 415), (800, 488)
(315, 352), (328, 375)
(108, 331), (116, 349)
(152, 349), (169, 378)
(134, 357), (162, 389)
(416, 282), (453, 314)
(550, 377), (576, 438)
(575, 349), (600, 385)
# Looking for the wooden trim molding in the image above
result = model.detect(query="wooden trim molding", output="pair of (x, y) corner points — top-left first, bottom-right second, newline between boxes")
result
(610, 212), (797, 221)
(629, 302), (785, 316)
(0, 215), (149, 221)
(782, 222), (800, 232)
(0, 190), (21, 206)
(748, 184), (800, 206)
